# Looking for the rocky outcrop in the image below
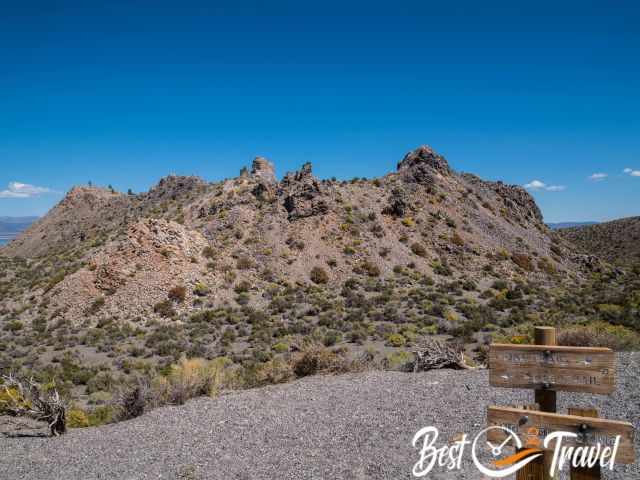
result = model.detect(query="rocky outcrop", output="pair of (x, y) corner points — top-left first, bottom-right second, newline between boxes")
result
(251, 157), (277, 184)
(144, 176), (207, 203)
(462, 174), (543, 225)
(397, 146), (451, 183)
(279, 163), (329, 220)
(491, 181), (543, 224)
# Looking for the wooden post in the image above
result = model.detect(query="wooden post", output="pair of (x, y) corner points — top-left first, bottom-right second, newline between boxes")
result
(534, 327), (557, 414)
(517, 326), (557, 480)
(514, 404), (545, 480)
(568, 408), (601, 480)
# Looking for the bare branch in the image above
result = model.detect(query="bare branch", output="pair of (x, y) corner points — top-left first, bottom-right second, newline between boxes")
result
(410, 339), (480, 371)
(1, 373), (68, 436)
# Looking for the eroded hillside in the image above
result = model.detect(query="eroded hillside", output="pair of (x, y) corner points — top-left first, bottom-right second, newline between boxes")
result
(3, 145), (632, 403)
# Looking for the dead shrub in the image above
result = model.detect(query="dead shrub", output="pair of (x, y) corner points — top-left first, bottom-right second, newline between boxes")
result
(168, 285), (187, 303)
(310, 266), (329, 284)
(511, 253), (533, 271)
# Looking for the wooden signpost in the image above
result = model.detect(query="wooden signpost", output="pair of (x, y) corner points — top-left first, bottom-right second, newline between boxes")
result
(487, 327), (635, 480)
(489, 344), (616, 395)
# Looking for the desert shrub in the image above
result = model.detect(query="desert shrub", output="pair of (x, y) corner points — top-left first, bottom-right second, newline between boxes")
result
(491, 280), (509, 290)
(292, 346), (361, 377)
(86, 371), (115, 395)
(240, 358), (294, 388)
(67, 408), (90, 428)
(202, 246), (216, 259)
(596, 304), (624, 321)
(86, 297), (106, 315)
(168, 285), (187, 303)
(4, 320), (24, 332)
(511, 253), (533, 271)
(310, 266), (329, 284)
(161, 357), (233, 404)
(451, 232), (464, 246)
(87, 405), (114, 426)
(272, 342), (289, 353)
(385, 350), (413, 370)
(354, 260), (380, 277)
(401, 217), (415, 227)
(236, 256), (254, 270)
(558, 322), (640, 350)
(432, 261), (452, 276)
(348, 329), (368, 344)
(115, 357), (235, 420)
(153, 300), (176, 318)
(0, 387), (27, 414)
(386, 333), (406, 347)
(193, 282), (209, 297)
(538, 257), (556, 274)
(411, 243), (427, 257)
(323, 331), (342, 347)
(234, 280), (251, 293)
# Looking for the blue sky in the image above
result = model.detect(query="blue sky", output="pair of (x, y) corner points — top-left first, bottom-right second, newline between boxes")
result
(1, 1), (639, 222)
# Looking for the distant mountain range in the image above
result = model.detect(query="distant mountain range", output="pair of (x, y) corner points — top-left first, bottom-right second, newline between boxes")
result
(547, 221), (598, 230)
(0, 216), (38, 243)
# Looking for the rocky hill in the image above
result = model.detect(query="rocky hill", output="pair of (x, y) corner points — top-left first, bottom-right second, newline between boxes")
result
(3, 145), (617, 401)
(558, 216), (640, 267)
(2, 146), (580, 323)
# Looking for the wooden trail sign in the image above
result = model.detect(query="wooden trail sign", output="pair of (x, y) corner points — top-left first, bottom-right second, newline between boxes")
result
(487, 406), (636, 465)
(490, 344), (616, 395)
(487, 327), (635, 479)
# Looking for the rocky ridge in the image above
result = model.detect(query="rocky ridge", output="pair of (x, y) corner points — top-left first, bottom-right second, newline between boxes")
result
(1, 145), (583, 327)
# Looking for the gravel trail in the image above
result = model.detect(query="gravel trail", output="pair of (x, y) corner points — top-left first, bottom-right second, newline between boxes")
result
(1, 353), (638, 480)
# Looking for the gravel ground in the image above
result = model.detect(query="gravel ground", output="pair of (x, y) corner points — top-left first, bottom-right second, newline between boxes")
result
(1, 353), (638, 480)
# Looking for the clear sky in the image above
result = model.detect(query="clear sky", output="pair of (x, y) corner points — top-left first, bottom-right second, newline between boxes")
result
(1, 1), (638, 222)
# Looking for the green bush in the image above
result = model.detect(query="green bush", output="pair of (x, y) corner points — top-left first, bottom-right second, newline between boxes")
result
(67, 408), (90, 428)
(386, 333), (406, 347)
(193, 282), (210, 297)
(272, 342), (289, 353)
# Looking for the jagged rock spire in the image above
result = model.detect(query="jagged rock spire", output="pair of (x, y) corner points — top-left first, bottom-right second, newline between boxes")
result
(251, 157), (276, 184)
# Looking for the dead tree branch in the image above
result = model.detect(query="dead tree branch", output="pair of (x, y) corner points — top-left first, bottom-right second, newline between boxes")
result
(411, 339), (479, 371)
(1, 374), (68, 436)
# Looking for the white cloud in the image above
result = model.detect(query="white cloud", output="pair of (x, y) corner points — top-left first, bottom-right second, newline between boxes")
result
(524, 180), (546, 190)
(588, 173), (608, 181)
(0, 182), (56, 199)
(623, 168), (640, 177)
(524, 180), (566, 192)
(624, 168), (632, 173)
